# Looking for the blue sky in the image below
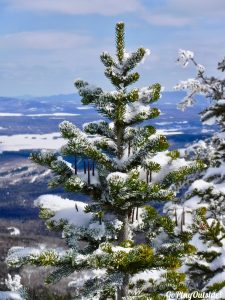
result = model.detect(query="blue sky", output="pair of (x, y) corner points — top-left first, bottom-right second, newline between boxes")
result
(1, 0), (225, 96)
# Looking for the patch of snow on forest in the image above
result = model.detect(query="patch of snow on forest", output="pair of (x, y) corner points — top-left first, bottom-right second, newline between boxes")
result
(7, 227), (20, 236)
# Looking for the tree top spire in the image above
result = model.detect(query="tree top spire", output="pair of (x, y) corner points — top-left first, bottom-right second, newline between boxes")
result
(116, 22), (125, 63)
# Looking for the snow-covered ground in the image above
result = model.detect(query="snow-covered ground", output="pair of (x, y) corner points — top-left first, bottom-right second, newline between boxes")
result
(0, 113), (80, 117)
(76, 106), (92, 110)
(157, 129), (183, 135)
(0, 291), (23, 300)
(0, 133), (65, 151)
(0, 128), (184, 152)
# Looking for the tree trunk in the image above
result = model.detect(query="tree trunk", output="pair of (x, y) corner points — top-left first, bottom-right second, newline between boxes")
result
(116, 211), (130, 298)
(116, 122), (125, 160)
(115, 105), (130, 299)
(118, 213), (129, 243)
(117, 273), (130, 300)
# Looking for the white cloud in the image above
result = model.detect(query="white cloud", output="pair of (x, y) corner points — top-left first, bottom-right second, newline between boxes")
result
(6, 0), (141, 16)
(5, 0), (225, 28)
(0, 31), (91, 50)
(142, 12), (191, 26)
(5, 0), (201, 27)
(146, 0), (225, 24)
(139, 0), (225, 26)
(169, 0), (225, 16)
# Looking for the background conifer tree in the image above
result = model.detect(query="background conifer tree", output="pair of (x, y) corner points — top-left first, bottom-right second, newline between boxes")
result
(174, 50), (225, 296)
(6, 23), (203, 300)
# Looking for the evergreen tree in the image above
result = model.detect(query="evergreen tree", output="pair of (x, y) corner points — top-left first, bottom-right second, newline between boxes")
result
(7, 23), (203, 300)
(175, 50), (225, 297)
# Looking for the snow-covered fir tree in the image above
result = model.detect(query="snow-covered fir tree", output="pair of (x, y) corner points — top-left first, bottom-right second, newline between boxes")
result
(175, 49), (225, 297)
(6, 23), (203, 300)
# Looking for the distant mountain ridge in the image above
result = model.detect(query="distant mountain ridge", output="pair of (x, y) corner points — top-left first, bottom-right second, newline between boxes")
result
(0, 93), (78, 101)
(0, 91), (208, 113)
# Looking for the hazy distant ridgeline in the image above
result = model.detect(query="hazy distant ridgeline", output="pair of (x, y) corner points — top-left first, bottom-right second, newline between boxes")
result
(0, 91), (212, 137)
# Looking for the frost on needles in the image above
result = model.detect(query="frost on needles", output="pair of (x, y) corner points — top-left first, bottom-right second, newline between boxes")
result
(6, 23), (203, 300)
